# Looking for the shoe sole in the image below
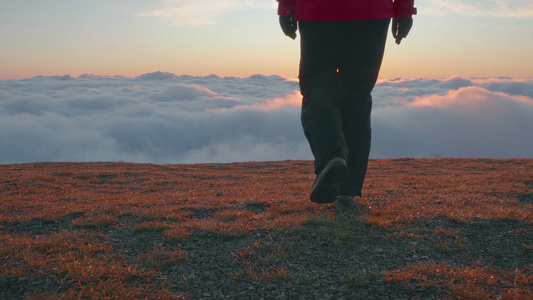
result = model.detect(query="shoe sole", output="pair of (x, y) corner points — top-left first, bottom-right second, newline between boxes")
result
(310, 158), (348, 204)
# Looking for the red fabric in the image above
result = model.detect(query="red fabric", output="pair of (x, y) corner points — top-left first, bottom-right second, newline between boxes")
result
(277, 0), (414, 20)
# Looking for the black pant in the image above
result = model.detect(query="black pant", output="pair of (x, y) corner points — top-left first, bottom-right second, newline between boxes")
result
(298, 19), (390, 197)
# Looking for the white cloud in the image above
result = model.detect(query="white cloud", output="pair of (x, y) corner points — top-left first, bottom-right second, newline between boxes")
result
(137, 0), (276, 26)
(212, 90), (301, 112)
(0, 73), (532, 164)
(372, 81), (533, 158)
(422, 0), (533, 18)
(138, 0), (533, 22)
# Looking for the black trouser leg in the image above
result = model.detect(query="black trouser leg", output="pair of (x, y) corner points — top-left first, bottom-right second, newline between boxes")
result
(299, 21), (347, 174)
(298, 19), (390, 197)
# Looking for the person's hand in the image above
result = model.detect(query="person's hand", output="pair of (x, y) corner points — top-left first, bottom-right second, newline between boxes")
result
(392, 17), (413, 45)
(279, 16), (297, 39)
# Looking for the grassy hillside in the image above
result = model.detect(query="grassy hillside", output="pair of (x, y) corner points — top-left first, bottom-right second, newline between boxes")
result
(1, 159), (532, 299)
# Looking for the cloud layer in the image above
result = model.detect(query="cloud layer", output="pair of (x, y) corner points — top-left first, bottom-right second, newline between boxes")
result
(1, 73), (532, 164)
(138, 0), (533, 26)
(138, 0), (276, 26)
(422, 0), (533, 18)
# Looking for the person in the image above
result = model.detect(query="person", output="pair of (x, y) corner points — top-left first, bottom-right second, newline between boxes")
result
(277, 0), (416, 208)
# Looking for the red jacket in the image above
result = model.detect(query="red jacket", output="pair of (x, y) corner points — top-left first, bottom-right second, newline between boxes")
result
(277, 0), (415, 20)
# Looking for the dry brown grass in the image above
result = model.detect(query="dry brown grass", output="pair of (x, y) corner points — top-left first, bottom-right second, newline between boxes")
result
(384, 260), (533, 299)
(1, 158), (532, 298)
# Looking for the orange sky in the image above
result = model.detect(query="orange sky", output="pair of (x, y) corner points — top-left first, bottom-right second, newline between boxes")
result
(1, 1), (532, 80)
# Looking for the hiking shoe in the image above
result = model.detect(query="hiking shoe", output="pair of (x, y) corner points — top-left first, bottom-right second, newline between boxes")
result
(334, 195), (360, 215)
(310, 157), (348, 203)
(335, 195), (356, 207)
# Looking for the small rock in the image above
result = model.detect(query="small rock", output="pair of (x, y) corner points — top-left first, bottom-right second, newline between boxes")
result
(216, 192), (224, 197)
(208, 274), (218, 281)
(0, 274), (7, 286)
(374, 248), (384, 253)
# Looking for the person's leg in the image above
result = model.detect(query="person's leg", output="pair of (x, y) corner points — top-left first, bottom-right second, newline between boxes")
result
(298, 21), (350, 203)
(298, 21), (348, 174)
(337, 19), (390, 197)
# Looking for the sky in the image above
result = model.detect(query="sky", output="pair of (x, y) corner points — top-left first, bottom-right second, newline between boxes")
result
(1, 0), (533, 80)
(1, 0), (532, 164)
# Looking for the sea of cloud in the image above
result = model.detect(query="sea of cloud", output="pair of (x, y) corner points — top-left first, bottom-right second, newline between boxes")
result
(0, 72), (532, 164)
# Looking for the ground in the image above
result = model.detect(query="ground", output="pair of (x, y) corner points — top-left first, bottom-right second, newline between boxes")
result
(1, 159), (532, 299)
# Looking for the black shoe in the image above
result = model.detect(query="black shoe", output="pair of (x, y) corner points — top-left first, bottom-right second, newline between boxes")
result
(310, 157), (348, 203)
(334, 195), (360, 215)
(335, 195), (357, 208)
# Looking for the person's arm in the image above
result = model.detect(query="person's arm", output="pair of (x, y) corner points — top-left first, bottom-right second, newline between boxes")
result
(277, 0), (297, 39)
(393, 0), (415, 19)
(278, 0), (295, 17)
(392, 0), (417, 45)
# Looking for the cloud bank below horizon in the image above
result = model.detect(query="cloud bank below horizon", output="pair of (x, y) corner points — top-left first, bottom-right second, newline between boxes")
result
(1, 73), (532, 164)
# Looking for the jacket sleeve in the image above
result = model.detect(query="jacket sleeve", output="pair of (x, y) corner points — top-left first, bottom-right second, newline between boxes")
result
(277, 0), (296, 17)
(393, 0), (416, 18)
